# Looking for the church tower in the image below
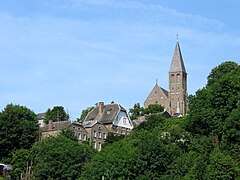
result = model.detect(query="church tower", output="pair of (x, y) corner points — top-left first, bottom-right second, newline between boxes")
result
(169, 40), (188, 115)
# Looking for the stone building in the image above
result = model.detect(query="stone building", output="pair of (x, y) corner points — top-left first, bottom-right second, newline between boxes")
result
(81, 102), (133, 150)
(69, 122), (89, 141)
(40, 120), (71, 140)
(144, 40), (188, 116)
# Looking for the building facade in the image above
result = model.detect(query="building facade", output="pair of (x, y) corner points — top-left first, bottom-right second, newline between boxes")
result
(144, 40), (188, 116)
(81, 102), (133, 150)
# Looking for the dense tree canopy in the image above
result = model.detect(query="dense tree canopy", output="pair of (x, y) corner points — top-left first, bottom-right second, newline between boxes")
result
(129, 103), (164, 120)
(207, 61), (238, 86)
(44, 106), (69, 124)
(144, 104), (164, 115)
(1, 61), (240, 179)
(187, 64), (240, 143)
(0, 104), (39, 162)
(129, 103), (144, 120)
(80, 61), (240, 179)
(32, 135), (95, 179)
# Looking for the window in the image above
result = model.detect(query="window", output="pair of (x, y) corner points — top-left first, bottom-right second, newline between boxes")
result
(171, 74), (174, 83)
(123, 117), (127, 125)
(73, 127), (75, 130)
(103, 133), (107, 139)
(177, 74), (180, 83)
(77, 133), (80, 140)
(93, 141), (97, 149)
(78, 127), (81, 131)
(83, 134), (86, 141)
(155, 101), (158, 104)
(78, 133), (81, 140)
(93, 131), (96, 138)
(98, 132), (101, 139)
(107, 110), (111, 114)
(98, 142), (101, 151)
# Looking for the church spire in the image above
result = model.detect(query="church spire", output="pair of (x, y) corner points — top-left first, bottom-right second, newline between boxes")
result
(169, 41), (186, 73)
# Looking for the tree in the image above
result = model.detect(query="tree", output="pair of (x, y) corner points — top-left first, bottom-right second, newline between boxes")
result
(222, 103), (240, 150)
(187, 63), (240, 142)
(11, 149), (31, 179)
(204, 150), (238, 179)
(60, 128), (77, 141)
(144, 104), (164, 115)
(32, 135), (95, 179)
(78, 106), (94, 122)
(44, 106), (69, 124)
(0, 104), (39, 161)
(207, 61), (238, 86)
(129, 103), (144, 120)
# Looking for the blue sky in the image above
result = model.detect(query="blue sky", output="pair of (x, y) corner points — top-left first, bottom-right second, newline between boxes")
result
(0, 0), (239, 120)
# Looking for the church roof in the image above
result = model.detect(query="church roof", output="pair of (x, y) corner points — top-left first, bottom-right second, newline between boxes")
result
(145, 83), (169, 101)
(169, 41), (186, 73)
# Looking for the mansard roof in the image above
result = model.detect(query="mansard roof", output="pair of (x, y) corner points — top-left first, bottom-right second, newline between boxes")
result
(83, 103), (126, 127)
(169, 41), (186, 73)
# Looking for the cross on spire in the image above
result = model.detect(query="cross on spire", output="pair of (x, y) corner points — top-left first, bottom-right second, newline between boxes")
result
(176, 33), (179, 41)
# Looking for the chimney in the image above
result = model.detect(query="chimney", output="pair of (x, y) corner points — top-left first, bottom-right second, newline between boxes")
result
(99, 102), (104, 114)
(48, 120), (53, 131)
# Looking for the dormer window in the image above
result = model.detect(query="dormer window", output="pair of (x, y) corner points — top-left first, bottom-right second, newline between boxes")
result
(107, 109), (112, 114)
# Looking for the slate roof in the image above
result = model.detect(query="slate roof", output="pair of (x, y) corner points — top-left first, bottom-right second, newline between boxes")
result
(41, 121), (71, 132)
(160, 87), (169, 98)
(37, 113), (46, 119)
(83, 103), (126, 127)
(146, 83), (169, 100)
(169, 41), (186, 73)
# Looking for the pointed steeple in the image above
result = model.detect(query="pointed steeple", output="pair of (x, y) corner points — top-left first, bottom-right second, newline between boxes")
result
(169, 41), (186, 73)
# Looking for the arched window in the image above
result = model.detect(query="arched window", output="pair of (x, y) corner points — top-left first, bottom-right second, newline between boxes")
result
(177, 74), (180, 83)
(171, 74), (174, 83)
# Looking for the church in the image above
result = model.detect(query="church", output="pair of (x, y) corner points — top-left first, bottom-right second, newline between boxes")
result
(144, 40), (188, 116)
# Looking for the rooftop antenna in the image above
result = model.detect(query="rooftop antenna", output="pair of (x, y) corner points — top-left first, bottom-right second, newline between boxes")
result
(156, 79), (158, 85)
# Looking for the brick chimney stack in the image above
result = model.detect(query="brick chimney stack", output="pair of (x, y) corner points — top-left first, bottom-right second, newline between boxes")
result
(48, 120), (53, 131)
(99, 102), (104, 114)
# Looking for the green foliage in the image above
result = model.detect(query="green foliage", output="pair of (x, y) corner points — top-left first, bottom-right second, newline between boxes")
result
(78, 106), (94, 122)
(2, 61), (240, 179)
(31, 135), (95, 179)
(136, 113), (165, 131)
(207, 61), (238, 86)
(143, 104), (164, 115)
(187, 65), (240, 140)
(129, 103), (144, 120)
(44, 106), (69, 124)
(204, 150), (239, 179)
(222, 103), (240, 150)
(0, 104), (39, 161)
(83, 114), (186, 179)
(11, 149), (31, 179)
(104, 132), (125, 145)
(61, 128), (77, 141)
